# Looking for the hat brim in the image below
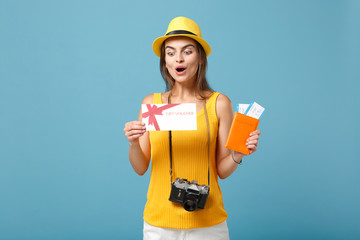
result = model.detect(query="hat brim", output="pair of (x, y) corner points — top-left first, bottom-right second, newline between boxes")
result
(152, 34), (212, 57)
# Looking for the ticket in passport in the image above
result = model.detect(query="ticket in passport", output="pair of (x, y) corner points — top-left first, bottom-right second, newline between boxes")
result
(237, 102), (265, 119)
(237, 104), (250, 114)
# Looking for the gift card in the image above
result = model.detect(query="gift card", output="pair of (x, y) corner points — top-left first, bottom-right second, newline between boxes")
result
(141, 104), (197, 131)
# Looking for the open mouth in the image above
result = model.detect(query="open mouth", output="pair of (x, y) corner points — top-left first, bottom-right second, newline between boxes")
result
(176, 67), (186, 73)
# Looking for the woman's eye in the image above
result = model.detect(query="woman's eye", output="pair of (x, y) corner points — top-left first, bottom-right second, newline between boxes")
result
(167, 52), (174, 56)
(184, 50), (192, 54)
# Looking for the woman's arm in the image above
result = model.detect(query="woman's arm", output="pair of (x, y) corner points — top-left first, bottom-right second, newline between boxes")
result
(215, 94), (261, 179)
(123, 94), (153, 175)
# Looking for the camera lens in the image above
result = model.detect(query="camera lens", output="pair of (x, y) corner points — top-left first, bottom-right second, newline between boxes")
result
(183, 195), (198, 212)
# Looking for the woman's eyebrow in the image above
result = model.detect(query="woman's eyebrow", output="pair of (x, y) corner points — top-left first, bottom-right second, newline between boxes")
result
(165, 44), (196, 50)
(181, 44), (195, 49)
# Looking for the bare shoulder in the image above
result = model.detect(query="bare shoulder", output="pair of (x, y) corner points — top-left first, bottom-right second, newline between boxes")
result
(216, 93), (233, 111)
(216, 93), (232, 104)
(142, 93), (155, 104)
(216, 93), (233, 120)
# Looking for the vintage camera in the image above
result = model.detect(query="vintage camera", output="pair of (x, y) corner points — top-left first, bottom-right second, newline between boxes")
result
(169, 178), (209, 212)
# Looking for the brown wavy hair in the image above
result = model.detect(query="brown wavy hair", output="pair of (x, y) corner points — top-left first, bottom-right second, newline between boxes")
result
(159, 38), (213, 99)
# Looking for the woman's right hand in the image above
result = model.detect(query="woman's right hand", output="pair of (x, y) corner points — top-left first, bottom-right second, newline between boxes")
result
(123, 121), (146, 144)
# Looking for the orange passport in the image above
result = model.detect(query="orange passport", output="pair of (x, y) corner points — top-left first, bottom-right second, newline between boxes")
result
(225, 112), (260, 155)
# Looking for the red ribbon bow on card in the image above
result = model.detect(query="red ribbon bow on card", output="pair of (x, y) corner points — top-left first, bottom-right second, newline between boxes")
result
(142, 104), (180, 131)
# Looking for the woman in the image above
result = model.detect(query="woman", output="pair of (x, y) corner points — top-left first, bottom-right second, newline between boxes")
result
(124, 17), (261, 240)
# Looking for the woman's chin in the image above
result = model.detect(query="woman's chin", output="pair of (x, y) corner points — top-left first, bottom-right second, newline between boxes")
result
(172, 75), (197, 84)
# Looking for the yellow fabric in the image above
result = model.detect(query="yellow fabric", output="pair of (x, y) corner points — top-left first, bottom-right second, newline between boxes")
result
(143, 92), (228, 229)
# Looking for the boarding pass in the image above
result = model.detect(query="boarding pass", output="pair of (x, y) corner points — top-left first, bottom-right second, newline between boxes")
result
(237, 102), (265, 119)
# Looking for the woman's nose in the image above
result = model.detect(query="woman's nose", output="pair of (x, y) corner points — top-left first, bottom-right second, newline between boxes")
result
(176, 54), (184, 63)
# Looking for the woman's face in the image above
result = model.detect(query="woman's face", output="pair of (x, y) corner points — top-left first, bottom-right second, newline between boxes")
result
(164, 37), (200, 85)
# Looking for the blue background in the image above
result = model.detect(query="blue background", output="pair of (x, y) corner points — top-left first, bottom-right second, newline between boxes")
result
(1, 0), (359, 239)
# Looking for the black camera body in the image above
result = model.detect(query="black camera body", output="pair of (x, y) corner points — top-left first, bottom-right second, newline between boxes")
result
(169, 178), (209, 212)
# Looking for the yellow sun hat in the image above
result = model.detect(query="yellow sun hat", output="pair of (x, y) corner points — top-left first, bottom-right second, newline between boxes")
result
(152, 16), (212, 57)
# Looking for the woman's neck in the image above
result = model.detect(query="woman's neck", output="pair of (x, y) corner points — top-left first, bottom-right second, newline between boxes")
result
(170, 84), (197, 100)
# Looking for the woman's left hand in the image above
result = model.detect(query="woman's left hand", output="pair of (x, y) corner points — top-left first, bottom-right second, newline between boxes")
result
(246, 130), (261, 154)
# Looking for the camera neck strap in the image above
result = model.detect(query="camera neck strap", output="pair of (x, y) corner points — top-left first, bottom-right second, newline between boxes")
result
(168, 93), (211, 187)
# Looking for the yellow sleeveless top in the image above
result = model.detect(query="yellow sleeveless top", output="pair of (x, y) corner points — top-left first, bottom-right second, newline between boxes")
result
(143, 92), (228, 229)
